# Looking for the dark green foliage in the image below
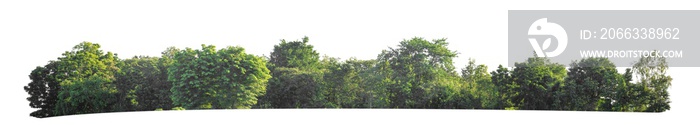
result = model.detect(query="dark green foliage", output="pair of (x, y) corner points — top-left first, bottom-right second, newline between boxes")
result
(259, 37), (325, 108)
(269, 36), (320, 69)
(511, 57), (566, 110)
(262, 67), (326, 108)
(490, 65), (516, 109)
(24, 62), (60, 118)
(556, 58), (623, 111)
(116, 56), (173, 111)
(428, 71), (479, 109)
(320, 57), (390, 108)
(54, 75), (118, 115)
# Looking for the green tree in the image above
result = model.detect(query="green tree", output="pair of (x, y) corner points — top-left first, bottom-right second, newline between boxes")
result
(319, 57), (353, 108)
(611, 68), (639, 111)
(140, 47), (179, 110)
(377, 37), (459, 108)
(511, 56), (566, 110)
(24, 62), (60, 118)
(54, 75), (118, 115)
(26, 42), (121, 117)
(630, 51), (672, 112)
(357, 59), (392, 108)
(55, 42), (120, 80)
(269, 36), (320, 69)
(112, 57), (140, 111)
(116, 55), (173, 111)
(263, 67), (326, 108)
(490, 65), (516, 109)
(169, 45), (271, 109)
(26, 39), (676, 115)
(556, 58), (624, 111)
(114, 46), (178, 111)
(320, 57), (389, 108)
(259, 37), (327, 108)
(46, 42), (121, 116)
(428, 70), (477, 109)
(462, 59), (501, 109)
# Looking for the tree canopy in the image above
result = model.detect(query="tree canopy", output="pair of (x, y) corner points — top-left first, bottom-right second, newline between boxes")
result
(24, 38), (673, 118)
(168, 45), (271, 109)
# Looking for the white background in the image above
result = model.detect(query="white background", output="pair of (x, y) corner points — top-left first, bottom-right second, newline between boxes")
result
(0, 0), (697, 124)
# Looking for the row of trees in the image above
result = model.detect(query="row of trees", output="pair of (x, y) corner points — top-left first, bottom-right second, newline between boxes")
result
(24, 37), (671, 118)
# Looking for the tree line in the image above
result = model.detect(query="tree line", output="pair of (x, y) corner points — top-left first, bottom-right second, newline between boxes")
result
(24, 37), (671, 118)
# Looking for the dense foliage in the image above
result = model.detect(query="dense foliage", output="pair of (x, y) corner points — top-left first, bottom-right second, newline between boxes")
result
(168, 45), (271, 109)
(24, 38), (673, 118)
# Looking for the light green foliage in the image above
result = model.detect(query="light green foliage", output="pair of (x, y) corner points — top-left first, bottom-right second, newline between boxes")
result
(627, 51), (672, 112)
(169, 45), (271, 109)
(49, 42), (121, 115)
(56, 42), (120, 81)
(462, 59), (499, 109)
(377, 37), (459, 108)
(172, 107), (186, 110)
